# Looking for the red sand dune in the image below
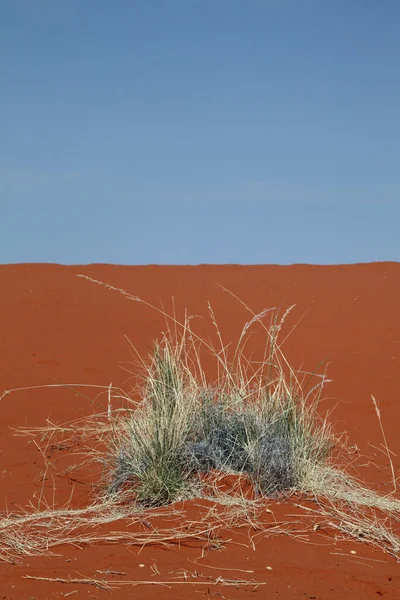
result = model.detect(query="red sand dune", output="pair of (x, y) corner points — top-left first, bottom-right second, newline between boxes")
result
(0, 262), (399, 599)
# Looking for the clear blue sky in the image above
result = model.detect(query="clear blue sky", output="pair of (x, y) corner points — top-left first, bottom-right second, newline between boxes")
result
(1, 0), (399, 264)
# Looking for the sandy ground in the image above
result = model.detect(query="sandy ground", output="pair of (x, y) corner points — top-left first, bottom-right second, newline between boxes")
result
(0, 262), (399, 599)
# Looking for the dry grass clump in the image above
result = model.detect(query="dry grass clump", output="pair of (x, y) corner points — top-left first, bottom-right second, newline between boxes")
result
(92, 282), (333, 508)
(105, 340), (202, 504)
(1, 275), (400, 564)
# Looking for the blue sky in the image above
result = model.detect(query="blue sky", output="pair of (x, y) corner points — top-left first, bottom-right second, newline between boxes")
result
(1, 0), (399, 264)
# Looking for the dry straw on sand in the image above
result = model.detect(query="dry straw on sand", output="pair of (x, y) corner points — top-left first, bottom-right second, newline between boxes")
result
(1, 275), (400, 569)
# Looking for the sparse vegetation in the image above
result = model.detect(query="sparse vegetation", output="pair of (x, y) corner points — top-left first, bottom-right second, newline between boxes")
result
(1, 275), (400, 565)
(96, 284), (334, 508)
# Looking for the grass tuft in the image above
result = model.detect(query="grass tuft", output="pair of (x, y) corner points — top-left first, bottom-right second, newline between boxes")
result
(99, 292), (334, 506)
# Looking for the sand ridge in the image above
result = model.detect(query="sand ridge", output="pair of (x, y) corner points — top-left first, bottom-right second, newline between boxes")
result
(0, 263), (399, 598)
